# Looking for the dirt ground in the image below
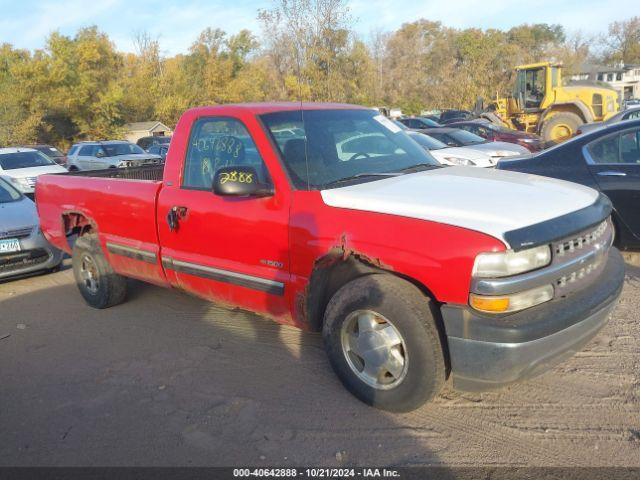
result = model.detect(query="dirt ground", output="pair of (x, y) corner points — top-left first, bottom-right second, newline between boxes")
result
(0, 256), (638, 467)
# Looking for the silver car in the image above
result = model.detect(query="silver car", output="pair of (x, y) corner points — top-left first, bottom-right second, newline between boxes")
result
(0, 177), (63, 280)
(66, 140), (162, 171)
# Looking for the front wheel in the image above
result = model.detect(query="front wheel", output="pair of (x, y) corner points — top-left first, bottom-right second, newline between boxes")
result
(323, 275), (446, 412)
(540, 112), (583, 143)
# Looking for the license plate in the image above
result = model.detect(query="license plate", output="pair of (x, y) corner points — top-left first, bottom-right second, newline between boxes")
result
(0, 238), (21, 253)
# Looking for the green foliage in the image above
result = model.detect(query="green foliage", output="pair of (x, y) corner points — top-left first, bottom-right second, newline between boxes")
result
(0, 7), (636, 149)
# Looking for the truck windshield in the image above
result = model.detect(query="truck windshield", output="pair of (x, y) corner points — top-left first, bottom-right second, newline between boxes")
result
(0, 177), (22, 202)
(0, 151), (56, 170)
(102, 143), (146, 156)
(260, 109), (440, 189)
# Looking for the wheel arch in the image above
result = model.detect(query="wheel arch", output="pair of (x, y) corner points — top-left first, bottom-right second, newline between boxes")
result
(540, 101), (593, 132)
(61, 211), (98, 251)
(306, 250), (452, 378)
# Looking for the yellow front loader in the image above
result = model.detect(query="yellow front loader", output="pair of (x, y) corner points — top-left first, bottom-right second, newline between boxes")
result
(487, 62), (619, 143)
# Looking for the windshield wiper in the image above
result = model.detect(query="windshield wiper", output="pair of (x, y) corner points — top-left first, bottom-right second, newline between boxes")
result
(323, 172), (400, 189)
(394, 163), (441, 173)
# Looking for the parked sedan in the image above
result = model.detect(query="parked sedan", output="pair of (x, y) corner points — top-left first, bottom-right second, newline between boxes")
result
(397, 116), (441, 129)
(22, 144), (68, 166)
(420, 127), (530, 161)
(0, 148), (67, 196)
(0, 176), (63, 280)
(447, 119), (544, 151)
(66, 141), (162, 171)
(407, 131), (495, 167)
(498, 119), (640, 249)
(577, 107), (640, 135)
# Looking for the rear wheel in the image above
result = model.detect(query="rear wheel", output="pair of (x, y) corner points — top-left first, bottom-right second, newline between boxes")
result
(540, 112), (583, 143)
(322, 274), (446, 412)
(72, 234), (127, 309)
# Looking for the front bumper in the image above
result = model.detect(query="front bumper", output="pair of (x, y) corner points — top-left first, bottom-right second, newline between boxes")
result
(0, 230), (64, 280)
(442, 248), (625, 392)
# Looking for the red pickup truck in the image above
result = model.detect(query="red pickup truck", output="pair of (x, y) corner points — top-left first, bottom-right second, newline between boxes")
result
(37, 103), (624, 412)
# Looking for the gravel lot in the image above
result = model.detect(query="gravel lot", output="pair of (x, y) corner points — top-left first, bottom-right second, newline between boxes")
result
(0, 256), (639, 467)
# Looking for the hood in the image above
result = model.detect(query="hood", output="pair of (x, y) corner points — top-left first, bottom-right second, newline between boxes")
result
(429, 147), (494, 167)
(320, 166), (599, 248)
(465, 141), (530, 156)
(0, 196), (38, 232)
(1, 164), (67, 178)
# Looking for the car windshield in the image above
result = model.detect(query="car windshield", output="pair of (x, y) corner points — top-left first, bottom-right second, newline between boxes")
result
(102, 143), (146, 156)
(261, 109), (440, 189)
(34, 146), (64, 158)
(408, 132), (448, 150)
(0, 151), (56, 170)
(448, 129), (487, 145)
(0, 177), (22, 202)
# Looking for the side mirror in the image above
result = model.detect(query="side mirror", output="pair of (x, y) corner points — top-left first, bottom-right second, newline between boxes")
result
(95, 151), (105, 158)
(213, 166), (273, 197)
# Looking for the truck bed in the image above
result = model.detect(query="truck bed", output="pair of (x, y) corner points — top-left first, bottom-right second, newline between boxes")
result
(64, 164), (164, 181)
(36, 167), (164, 261)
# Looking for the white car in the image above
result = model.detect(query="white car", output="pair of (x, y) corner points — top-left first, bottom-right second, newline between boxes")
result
(423, 127), (530, 161)
(0, 148), (67, 195)
(66, 140), (162, 171)
(407, 131), (495, 167)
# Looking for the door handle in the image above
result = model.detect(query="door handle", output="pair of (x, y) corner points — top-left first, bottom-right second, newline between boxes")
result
(167, 206), (188, 231)
(597, 171), (626, 177)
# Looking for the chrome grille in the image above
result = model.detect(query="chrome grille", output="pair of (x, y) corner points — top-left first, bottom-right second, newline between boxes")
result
(0, 226), (34, 239)
(555, 220), (608, 257)
(23, 177), (37, 187)
(552, 218), (613, 295)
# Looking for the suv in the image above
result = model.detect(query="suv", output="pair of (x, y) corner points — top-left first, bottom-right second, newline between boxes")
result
(137, 136), (172, 151)
(66, 141), (162, 171)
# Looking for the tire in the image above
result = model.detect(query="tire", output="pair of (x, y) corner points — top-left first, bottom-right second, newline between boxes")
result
(322, 274), (446, 412)
(72, 233), (127, 309)
(540, 112), (583, 143)
(67, 165), (79, 172)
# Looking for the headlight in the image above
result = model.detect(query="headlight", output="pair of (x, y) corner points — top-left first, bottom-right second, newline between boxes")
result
(470, 284), (554, 313)
(444, 156), (475, 166)
(472, 245), (551, 278)
(118, 161), (132, 168)
(8, 177), (30, 190)
(493, 150), (516, 157)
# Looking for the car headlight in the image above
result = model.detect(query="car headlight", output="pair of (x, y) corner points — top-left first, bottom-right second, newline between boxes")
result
(470, 284), (554, 313)
(472, 245), (551, 278)
(8, 177), (31, 190)
(444, 156), (475, 166)
(493, 150), (516, 157)
(118, 161), (132, 168)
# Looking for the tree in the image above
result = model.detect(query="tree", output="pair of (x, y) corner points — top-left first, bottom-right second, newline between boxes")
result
(602, 17), (640, 64)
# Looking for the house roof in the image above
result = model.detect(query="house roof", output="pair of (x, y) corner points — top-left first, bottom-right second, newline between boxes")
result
(124, 121), (170, 132)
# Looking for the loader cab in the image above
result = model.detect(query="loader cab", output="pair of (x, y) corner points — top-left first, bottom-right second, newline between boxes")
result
(514, 64), (558, 111)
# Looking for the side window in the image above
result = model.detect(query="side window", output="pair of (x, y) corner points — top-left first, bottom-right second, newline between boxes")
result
(587, 134), (619, 164)
(79, 145), (93, 156)
(620, 130), (640, 164)
(625, 110), (640, 120)
(183, 117), (270, 189)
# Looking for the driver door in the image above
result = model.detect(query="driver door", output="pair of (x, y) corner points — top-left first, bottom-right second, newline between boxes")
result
(157, 116), (291, 319)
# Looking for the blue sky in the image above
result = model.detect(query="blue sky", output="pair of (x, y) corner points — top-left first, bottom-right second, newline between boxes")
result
(0, 0), (636, 55)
